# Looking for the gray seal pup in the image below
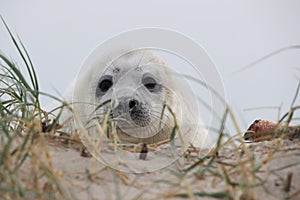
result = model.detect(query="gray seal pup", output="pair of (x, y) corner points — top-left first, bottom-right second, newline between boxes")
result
(60, 49), (213, 149)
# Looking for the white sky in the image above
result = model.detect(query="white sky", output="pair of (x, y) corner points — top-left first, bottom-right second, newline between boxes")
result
(1, 1), (300, 133)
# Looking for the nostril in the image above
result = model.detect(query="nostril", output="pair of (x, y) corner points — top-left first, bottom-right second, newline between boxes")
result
(129, 99), (138, 109)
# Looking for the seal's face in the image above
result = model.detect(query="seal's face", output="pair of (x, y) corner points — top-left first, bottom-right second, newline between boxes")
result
(95, 51), (174, 143)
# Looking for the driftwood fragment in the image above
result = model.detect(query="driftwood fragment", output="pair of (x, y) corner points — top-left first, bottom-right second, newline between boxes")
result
(244, 119), (300, 142)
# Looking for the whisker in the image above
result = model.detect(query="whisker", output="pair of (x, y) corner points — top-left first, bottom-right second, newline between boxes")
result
(151, 113), (172, 123)
(136, 50), (146, 68)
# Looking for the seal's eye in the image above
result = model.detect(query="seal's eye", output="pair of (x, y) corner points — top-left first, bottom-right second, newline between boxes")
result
(142, 74), (160, 92)
(96, 75), (113, 97)
(99, 79), (112, 92)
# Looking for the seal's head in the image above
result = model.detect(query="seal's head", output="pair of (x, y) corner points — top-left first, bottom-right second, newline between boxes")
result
(94, 50), (177, 144)
(71, 48), (208, 148)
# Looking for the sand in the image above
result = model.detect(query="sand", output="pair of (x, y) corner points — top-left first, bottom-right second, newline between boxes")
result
(24, 137), (299, 200)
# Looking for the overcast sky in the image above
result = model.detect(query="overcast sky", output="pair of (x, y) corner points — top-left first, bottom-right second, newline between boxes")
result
(1, 1), (300, 133)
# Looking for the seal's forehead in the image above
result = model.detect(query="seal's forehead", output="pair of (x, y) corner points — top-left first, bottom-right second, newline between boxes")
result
(103, 63), (143, 78)
(112, 51), (154, 72)
(96, 50), (175, 89)
(102, 50), (165, 76)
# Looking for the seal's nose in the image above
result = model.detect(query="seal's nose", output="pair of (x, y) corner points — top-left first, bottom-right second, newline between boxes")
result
(111, 87), (137, 110)
(128, 99), (138, 110)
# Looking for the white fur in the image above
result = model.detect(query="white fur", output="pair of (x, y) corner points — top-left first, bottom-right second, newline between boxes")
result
(57, 49), (214, 149)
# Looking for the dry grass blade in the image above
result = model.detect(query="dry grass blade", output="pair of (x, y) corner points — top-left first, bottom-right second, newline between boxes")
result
(235, 45), (300, 74)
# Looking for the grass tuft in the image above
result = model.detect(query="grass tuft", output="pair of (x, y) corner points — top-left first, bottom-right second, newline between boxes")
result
(0, 17), (299, 199)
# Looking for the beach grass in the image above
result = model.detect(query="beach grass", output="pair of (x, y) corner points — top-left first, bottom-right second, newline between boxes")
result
(0, 18), (299, 200)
